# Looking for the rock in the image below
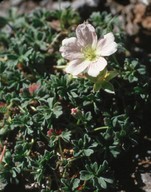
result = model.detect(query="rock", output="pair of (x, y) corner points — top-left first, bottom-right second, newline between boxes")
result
(52, 1), (71, 10)
(139, 0), (150, 5)
(141, 173), (151, 192)
(11, 0), (22, 6)
(72, 0), (99, 10)
(52, 0), (99, 10)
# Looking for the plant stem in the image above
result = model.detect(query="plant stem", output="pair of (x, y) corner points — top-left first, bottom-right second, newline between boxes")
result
(93, 126), (109, 131)
(58, 138), (64, 158)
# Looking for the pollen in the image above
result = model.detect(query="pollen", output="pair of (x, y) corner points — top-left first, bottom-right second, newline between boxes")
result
(83, 46), (97, 61)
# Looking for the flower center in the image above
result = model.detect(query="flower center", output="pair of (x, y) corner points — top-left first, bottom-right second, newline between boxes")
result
(83, 46), (97, 61)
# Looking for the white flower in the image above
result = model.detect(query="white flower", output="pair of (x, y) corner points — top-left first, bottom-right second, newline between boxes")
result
(60, 22), (117, 77)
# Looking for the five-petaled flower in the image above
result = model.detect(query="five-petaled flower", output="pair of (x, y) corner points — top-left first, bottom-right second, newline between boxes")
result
(71, 107), (79, 116)
(60, 22), (117, 77)
(71, 107), (83, 119)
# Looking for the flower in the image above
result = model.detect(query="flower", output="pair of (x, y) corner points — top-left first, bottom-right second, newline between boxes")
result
(0, 102), (6, 108)
(28, 83), (40, 95)
(47, 128), (62, 137)
(71, 107), (83, 119)
(71, 107), (79, 116)
(60, 22), (117, 77)
(47, 129), (55, 137)
(55, 130), (62, 135)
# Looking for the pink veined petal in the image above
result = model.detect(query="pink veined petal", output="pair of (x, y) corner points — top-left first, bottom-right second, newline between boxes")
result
(87, 57), (107, 77)
(100, 42), (117, 56)
(104, 32), (115, 42)
(76, 22), (97, 48)
(97, 32), (117, 56)
(65, 59), (90, 76)
(60, 37), (83, 60)
(61, 51), (84, 60)
(62, 37), (77, 46)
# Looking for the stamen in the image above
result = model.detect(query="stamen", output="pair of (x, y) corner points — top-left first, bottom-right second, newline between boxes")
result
(83, 46), (97, 61)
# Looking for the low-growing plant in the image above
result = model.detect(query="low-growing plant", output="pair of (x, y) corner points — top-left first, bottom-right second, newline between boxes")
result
(0, 7), (151, 192)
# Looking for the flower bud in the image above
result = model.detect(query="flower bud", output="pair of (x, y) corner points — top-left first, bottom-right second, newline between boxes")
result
(47, 129), (54, 137)
(71, 107), (83, 119)
(28, 83), (40, 95)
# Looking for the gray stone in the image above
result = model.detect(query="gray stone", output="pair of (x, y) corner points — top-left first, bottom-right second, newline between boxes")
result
(52, 1), (71, 10)
(72, 0), (99, 10)
(141, 173), (151, 192)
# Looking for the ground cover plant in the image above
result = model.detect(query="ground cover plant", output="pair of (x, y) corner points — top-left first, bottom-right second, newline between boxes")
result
(0, 4), (151, 192)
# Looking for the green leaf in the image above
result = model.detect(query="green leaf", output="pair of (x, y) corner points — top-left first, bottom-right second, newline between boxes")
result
(0, 106), (7, 114)
(93, 81), (103, 92)
(97, 177), (107, 189)
(61, 131), (71, 142)
(0, 180), (7, 191)
(53, 105), (63, 118)
(72, 178), (80, 190)
(101, 81), (115, 94)
(0, 16), (8, 28)
(83, 149), (94, 156)
(47, 97), (53, 108)
(92, 162), (98, 173)
(0, 127), (9, 136)
(105, 70), (118, 81)
(104, 178), (113, 184)
(80, 170), (94, 180)
(93, 69), (117, 92)
(85, 112), (92, 121)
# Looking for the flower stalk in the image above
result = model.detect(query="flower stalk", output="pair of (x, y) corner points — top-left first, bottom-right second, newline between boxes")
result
(0, 146), (6, 163)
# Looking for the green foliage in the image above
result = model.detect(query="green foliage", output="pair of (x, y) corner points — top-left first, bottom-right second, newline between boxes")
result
(72, 134), (97, 157)
(61, 178), (80, 192)
(80, 161), (113, 190)
(0, 8), (151, 192)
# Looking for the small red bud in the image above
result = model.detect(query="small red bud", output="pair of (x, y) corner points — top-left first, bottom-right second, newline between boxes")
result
(47, 129), (54, 137)
(28, 83), (40, 95)
(71, 107), (79, 116)
(55, 129), (62, 135)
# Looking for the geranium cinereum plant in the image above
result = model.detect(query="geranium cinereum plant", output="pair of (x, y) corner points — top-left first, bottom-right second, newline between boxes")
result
(60, 22), (118, 92)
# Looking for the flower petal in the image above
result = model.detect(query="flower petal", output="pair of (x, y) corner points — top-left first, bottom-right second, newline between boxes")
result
(60, 37), (83, 60)
(65, 59), (90, 76)
(87, 57), (107, 77)
(97, 32), (117, 56)
(76, 22), (97, 47)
